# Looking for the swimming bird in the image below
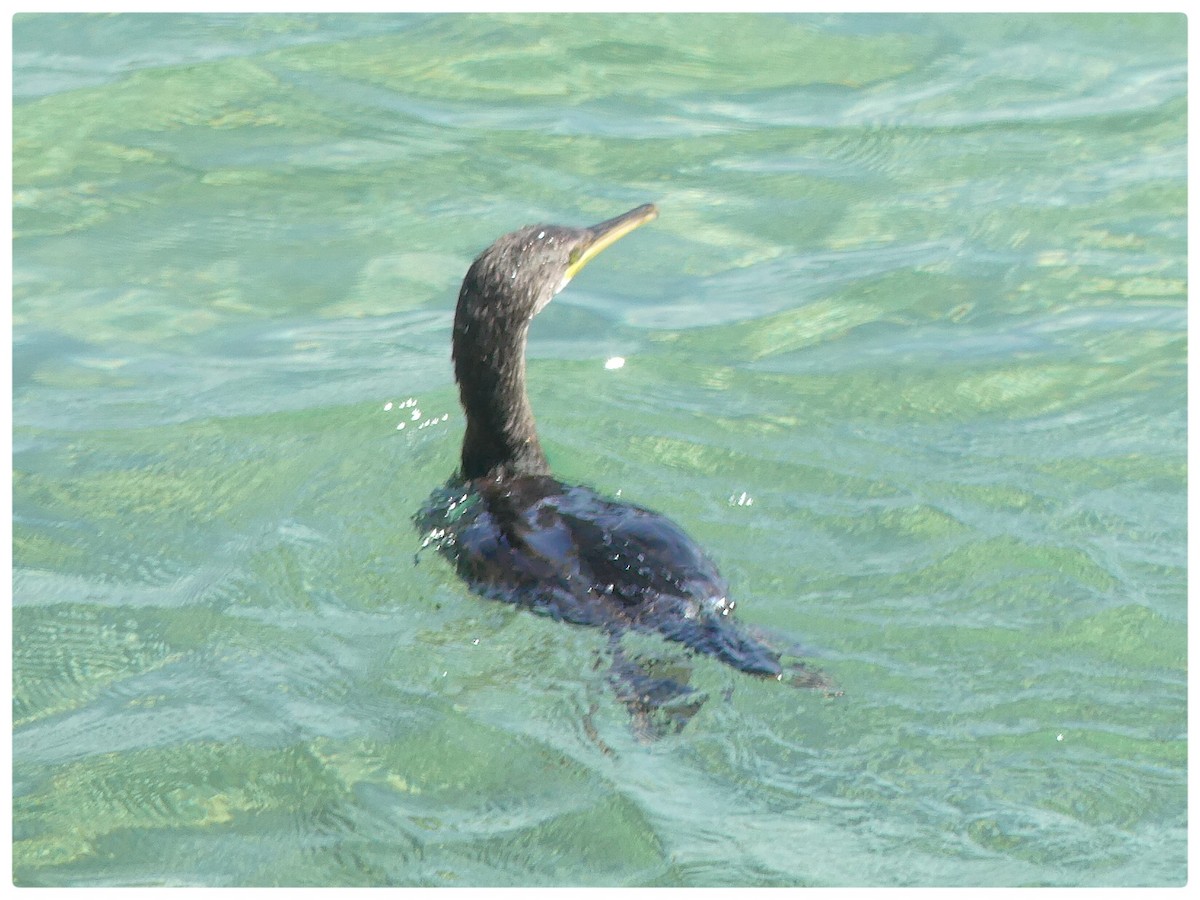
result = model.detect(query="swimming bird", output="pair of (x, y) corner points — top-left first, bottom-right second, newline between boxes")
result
(417, 204), (828, 734)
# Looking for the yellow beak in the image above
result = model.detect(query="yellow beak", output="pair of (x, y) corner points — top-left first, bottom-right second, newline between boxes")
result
(564, 203), (659, 283)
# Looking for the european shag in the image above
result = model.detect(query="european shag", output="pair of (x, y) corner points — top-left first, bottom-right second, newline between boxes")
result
(417, 204), (828, 734)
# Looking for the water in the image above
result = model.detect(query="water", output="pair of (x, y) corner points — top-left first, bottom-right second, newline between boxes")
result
(11, 12), (1186, 887)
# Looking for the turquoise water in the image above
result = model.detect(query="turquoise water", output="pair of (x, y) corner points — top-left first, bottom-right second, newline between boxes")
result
(11, 12), (1186, 886)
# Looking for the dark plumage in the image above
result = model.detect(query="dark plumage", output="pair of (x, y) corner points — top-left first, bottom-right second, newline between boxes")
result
(418, 204), (829, 735)
(452, 206), (657, 482)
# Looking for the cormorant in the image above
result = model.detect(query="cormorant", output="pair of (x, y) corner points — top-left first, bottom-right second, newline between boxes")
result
(417, 204), (828, 734)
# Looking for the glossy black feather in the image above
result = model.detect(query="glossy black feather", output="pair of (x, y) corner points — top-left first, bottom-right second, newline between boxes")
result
(420, 475), (784, 678)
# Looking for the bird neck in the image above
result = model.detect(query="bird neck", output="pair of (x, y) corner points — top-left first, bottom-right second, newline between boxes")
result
(452, 303), (550, 482)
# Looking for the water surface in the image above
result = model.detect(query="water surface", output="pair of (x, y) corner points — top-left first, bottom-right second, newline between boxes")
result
(12, 12), (1186, 887)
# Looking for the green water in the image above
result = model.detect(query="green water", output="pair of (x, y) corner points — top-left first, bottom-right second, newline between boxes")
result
(11, 13), (1186, 887)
